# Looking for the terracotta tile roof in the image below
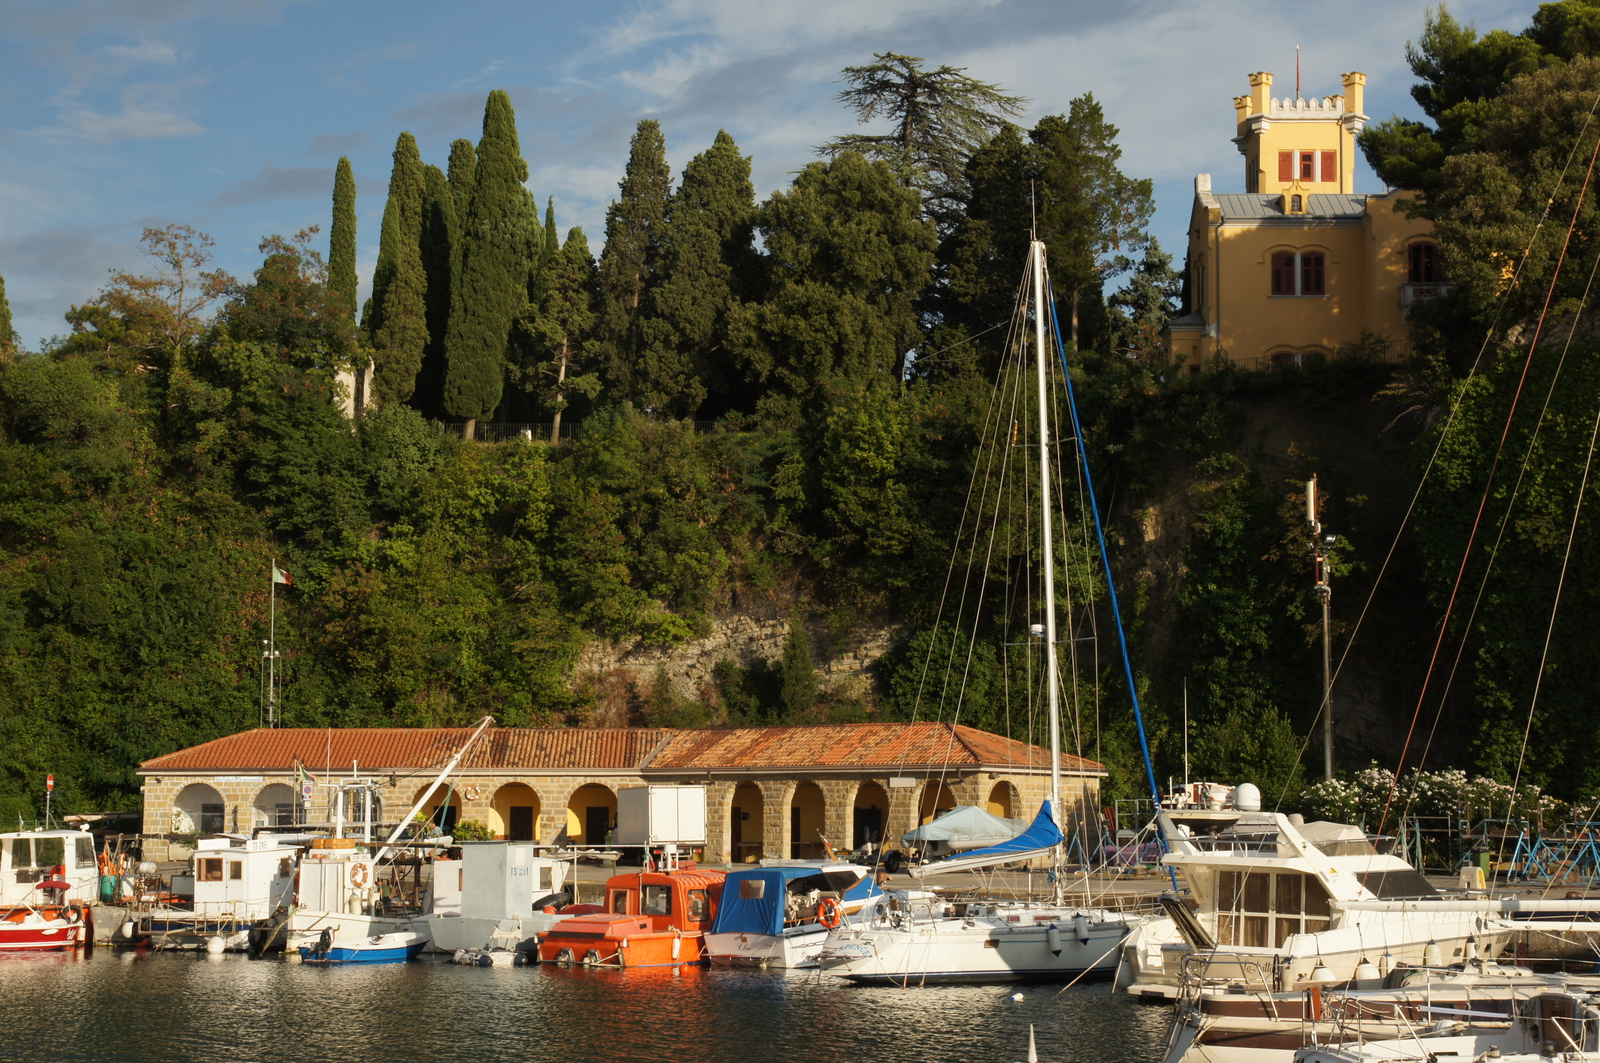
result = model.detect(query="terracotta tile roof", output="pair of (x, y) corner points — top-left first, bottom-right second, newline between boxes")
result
(139, 727), (672, 774)
(645, 723), (1103, 774)
(138, 723), (1102, 776)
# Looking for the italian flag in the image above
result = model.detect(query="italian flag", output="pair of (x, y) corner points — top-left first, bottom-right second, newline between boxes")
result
(272, 564), (293, 586)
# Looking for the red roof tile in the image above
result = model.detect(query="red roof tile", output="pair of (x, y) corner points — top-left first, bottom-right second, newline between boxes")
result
(140, 727), (672, 774)
(645, 723), (1102, 774)
(138, 723), (1102, 776)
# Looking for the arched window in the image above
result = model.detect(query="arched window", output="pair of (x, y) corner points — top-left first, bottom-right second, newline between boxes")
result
(1289, 194), (1303, 213)
(1409, 242), (1442, 283)
(1270, 251), (1327, 297)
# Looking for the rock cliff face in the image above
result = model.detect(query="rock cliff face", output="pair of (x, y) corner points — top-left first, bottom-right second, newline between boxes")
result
(573, 613), (901, 702)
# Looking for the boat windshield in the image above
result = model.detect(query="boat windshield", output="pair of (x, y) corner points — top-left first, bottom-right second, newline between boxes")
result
(642, 885), (672, 916)
(1354, 869), (1438, 899)
(1169, 815), (1291, 856)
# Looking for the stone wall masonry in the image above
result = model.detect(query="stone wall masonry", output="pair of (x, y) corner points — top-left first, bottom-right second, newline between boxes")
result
(572, 612), (902, 699)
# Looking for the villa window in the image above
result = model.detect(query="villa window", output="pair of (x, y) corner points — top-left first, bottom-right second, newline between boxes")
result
(1409, 242), (1442, 283)
(1289, 194), (1303, 213)
(1300, 151), (1315, 181)
(1270, 251), (1327, 296)
(1320, 151), (1337, 183)
(1301, 253), (1325, 295)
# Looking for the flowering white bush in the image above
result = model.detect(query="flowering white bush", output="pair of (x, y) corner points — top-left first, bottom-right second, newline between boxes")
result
(1298, 765), (1567, 827)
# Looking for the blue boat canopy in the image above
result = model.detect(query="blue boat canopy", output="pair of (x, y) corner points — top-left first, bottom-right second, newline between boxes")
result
(709, 864), (878, 936)
(911, 802), (1062, 877)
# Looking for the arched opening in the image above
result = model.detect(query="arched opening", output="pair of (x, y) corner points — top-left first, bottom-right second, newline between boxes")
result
(253, 783), (298, 829)
(789, 782), (826, 859)
(565, 784), (616, 845)
(730, 783), (764, 863)
(852, 782), (890, 851)
(173, 784), (225, 835)
(987, 781), (1019, 820)
(412, 785), (461, 832)
(918, 781), (957, 825)
(492, 784), (541, 842)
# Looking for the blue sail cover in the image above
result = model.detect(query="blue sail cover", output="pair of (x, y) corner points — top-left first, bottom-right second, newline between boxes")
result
(912, 802), (1062, 877)
(709, 865), (879, 936)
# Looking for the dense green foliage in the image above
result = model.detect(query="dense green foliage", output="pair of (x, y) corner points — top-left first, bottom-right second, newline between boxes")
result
(444, 92), (535, 427)
(20, 28), (1600, 825)
(366, 133), (429, 403)
(328, 157), (358, 321)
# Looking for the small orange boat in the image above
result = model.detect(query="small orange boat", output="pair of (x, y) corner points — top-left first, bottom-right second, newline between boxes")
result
(538, 865), (725, 968)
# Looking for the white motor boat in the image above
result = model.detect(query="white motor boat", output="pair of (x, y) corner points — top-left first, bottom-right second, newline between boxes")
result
(421, 841), (571, 954)
(1122, 792), (1514, 1002)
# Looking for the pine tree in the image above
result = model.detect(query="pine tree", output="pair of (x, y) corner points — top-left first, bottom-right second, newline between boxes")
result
(637, 130), (756, 417)
(822, 52), (1026, 226)
(595, 120), (671, 406)
(444, 90), (535, 435)
(328, 157), (358, 320)
(366, 132), (429, 404)
(415, 163), (457, 418)
(0, 270), (15, 358)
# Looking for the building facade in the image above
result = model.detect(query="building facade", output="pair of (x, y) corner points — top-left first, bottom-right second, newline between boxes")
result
(137, 723), (1105, 864)
(1167, 70), (1449, 371)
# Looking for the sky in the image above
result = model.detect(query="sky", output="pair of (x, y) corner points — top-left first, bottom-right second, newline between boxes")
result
(0, 0), (1541, 350)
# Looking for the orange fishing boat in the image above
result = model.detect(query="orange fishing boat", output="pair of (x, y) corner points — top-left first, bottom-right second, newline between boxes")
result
(538, 865), (725, 968)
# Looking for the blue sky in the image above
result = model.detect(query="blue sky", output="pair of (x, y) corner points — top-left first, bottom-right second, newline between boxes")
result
(0, 0), (1538, 349)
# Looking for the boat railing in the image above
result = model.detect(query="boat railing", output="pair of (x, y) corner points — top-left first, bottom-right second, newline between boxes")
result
(1177, 949), (1279, 994)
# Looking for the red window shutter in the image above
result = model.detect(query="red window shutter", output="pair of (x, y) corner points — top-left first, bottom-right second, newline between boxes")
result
(1320, 151), (1337, 183)
(1279, 152), (1293, 182)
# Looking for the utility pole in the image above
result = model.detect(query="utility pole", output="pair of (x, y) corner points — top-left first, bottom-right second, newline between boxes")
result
(1306, 477), (1335, 781)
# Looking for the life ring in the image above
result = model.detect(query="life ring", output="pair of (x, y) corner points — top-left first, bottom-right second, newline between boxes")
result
(62, 906), (81, 925)
(817, 897), (842, 930)
(463, 786), (483, 801)
(349, 862), (370, 889)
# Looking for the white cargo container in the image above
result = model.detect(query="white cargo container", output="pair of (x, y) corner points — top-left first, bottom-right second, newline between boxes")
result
(615, 785), (707, 846)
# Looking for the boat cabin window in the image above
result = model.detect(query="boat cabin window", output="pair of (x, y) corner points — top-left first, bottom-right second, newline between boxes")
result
(1215, 870), (1332, 947)
(199, 858), (224, 883)
(1354, 869), (1437, 899)
(687, 889), (709, 921)
(278, 858), (292, 878)
(10, 839), (32, 868)
(75, 837), (94, 866)
(35, 837), (63, 868)
(610, 890), (629, 914)
(228, 861), (243, 881)
(738, 879), (766, 900)
(641, 885), (672, 916)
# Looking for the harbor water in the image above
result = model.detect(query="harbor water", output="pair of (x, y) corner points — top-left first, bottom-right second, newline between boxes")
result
(0, 950), (1169, 1063)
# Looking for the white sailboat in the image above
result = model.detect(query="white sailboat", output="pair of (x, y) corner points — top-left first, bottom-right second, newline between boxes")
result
(816, 239), (1142, 985)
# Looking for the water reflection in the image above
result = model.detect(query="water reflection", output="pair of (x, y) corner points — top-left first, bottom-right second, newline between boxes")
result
(0, 952), (1170, 1063)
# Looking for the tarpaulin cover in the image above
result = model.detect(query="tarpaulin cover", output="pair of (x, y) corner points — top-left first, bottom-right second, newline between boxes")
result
(708, 864), (878, 936)
(912, 802), (1062, 877)
(901, 805), (1027, 849)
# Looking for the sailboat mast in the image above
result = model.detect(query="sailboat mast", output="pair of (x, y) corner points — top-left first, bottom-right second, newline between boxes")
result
(1031, 240), (1062, 831)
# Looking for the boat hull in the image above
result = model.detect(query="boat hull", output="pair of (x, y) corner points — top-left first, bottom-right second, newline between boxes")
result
(819, 917), (1131, 984)
(705, 926), (825, 968)
(299, 933), (425, 964)
(539, 917), (709, 968)
(0, 905), (91, 951)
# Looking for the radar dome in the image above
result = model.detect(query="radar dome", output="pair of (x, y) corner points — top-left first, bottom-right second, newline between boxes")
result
(1234, 782), (1262, 811)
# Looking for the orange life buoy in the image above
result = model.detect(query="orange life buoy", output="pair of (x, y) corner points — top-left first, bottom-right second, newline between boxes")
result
(816, 896), (842, 930)
(349, 862), (370, 889)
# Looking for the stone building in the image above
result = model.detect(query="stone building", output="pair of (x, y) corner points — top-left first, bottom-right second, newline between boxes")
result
(137, 723), (1105, 863)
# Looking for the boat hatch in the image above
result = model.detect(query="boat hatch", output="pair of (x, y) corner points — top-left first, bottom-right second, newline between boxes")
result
(1353, 869), (1439, 899)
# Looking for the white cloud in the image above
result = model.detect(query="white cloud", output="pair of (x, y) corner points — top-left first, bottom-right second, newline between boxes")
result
(101, 42), (178, 64)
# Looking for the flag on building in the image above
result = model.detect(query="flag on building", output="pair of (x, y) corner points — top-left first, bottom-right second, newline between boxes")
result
(272, 564), (293, 586)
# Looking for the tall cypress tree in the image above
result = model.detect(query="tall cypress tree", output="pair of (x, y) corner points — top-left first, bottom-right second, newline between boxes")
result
(444, 90), (535, 435)
(0, 270), (15, 358)
(595, 119), (671, 405)
(415, 163), (457, 418)
(328, 157), (358, 320)
(638, 129), (756, 417)
(447, 138), (476, 206)
(544, 199), (559, 263)
(520, 225), (599, 442)
(366, 132), (429, 404)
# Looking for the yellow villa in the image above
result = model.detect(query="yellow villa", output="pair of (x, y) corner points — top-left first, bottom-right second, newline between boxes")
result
(1167, 70), (1450, 371)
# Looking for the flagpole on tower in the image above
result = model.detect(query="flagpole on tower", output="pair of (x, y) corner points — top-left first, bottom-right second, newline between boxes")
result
(1296, 44), (1301, 100)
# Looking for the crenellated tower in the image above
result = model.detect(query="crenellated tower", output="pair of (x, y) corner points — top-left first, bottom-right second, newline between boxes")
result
(1232, 70), (1367, 197)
